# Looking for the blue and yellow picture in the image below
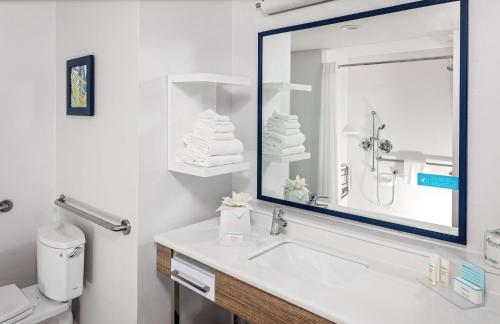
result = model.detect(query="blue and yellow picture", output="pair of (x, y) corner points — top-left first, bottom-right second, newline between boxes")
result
(70, 65), (88, 108)
(67, 55), (94, 116)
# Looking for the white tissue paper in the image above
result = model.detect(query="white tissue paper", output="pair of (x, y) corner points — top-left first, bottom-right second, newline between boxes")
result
(284, 190), (309, 204)
(284, 175), (310, 204)
(217, 192), (252, 243)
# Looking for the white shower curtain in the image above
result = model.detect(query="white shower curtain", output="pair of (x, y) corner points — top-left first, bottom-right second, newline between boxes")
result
(318, 62), (337, 198)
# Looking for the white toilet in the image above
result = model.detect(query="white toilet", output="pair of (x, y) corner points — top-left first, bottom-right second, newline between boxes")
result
(0, 223), (85, 324)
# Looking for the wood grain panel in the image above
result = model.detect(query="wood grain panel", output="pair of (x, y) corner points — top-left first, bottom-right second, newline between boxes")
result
(156, 244), (174, 276)
(215, 271), (333, 324)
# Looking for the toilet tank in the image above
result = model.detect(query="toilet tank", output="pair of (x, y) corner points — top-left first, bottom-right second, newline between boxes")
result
(37, 223), (85, 302)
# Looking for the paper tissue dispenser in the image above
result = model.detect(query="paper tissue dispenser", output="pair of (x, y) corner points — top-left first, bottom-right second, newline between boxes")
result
(171, 253), (215, 301)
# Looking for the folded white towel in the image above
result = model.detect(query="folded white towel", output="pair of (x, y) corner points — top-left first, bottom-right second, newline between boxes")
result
(196, 109), (230, 122)
(177, 149), (244, 168)
(266, 125), (300, 136)
(393, 150), (426, 185)
(183, 134), (243, 156)
(263, 132), (305, 148)
(263, 145), (305, 156)
(267, 118), (300, 129)
(193, 129), (235, 141)
(194, 120), (235, 133)
(272, 111), (298, 121)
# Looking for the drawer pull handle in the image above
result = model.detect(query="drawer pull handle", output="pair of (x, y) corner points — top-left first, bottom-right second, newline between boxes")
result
(171, 270), (210, 293)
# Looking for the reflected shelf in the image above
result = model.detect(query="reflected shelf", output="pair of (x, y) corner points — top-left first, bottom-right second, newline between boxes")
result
(169, 73), (250, 86)
(263, 152), (311, 163)
(263, 82), (312, 92)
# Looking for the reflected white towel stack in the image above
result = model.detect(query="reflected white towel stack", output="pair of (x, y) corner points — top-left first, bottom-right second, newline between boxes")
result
(393, 150), (427, 185)
(263, 111), (306, 155)
(177, 110), (244, 168)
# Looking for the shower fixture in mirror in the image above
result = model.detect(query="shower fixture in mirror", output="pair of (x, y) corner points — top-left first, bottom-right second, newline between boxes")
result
(257, 0), (468, 244)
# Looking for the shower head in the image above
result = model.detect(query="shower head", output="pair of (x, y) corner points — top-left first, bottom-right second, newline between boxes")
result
(376, 124), (386, 138)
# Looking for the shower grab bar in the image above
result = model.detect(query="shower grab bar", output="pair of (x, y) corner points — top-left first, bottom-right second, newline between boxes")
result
(378, 157), (452, 168)
(54, 194), (131, 235)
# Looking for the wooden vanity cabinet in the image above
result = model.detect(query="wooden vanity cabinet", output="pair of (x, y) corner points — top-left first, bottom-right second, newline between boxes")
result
(216, 271), (332, 324)
(156, 244), (333, 324)
(156, 245), (174, 276)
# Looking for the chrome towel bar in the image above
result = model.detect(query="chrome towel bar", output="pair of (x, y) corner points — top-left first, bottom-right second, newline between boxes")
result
(54, 194), (131, 235)
(171, 270), (210, 294)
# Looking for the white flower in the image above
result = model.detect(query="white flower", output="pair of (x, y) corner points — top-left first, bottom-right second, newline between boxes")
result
(284, 175), (309, 193)
(217, 192), (254, 211)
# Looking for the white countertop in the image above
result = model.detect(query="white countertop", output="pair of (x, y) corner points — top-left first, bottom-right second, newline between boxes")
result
(154, 217), (500, 324)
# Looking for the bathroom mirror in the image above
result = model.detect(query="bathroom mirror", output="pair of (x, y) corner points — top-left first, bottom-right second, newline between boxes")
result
(257, 0), (468, 244)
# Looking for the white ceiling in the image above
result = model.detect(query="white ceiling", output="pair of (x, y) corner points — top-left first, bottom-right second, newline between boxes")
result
(290, 2), (460, 52)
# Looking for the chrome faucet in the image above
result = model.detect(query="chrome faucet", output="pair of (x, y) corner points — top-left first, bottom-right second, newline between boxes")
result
(270, 207), (287, 235)
(308, 194), (329, 207)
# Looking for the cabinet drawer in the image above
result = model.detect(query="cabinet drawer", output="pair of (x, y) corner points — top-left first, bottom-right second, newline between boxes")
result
(215, 272), (333, 324)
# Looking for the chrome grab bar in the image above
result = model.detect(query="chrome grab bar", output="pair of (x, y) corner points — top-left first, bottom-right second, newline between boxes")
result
(54, 194), (131, 235)
(377, 156), (452, 168)
(171, 270), (210, 293)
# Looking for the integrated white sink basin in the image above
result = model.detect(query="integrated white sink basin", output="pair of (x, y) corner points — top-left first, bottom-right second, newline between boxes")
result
(249, 241), (368, 288)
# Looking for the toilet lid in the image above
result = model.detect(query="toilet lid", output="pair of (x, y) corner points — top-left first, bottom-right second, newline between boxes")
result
(38, 223), (85, 249)
(0, 285), (34, 323)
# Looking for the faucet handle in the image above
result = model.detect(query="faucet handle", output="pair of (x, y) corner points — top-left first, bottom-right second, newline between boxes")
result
(276, 208), (286, 226)
(270, 207), (287, 235)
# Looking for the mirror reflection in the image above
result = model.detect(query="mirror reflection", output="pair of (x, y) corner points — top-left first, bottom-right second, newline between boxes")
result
(260, 2), (461, 235)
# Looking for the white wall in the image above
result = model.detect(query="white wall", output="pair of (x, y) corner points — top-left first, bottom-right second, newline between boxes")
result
(0, 1), (56, 288)
(55, 1), (140, 324)
(467, 0), (500, 253)
(138, 1), (234, 323)
(232, 0), (500, 257)
(290, 49), (322, 193)
(261, 33), (292, 197)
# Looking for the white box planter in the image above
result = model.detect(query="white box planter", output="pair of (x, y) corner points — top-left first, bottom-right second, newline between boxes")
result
(219, 207), (251, 241)
(284, 189), (309, 204)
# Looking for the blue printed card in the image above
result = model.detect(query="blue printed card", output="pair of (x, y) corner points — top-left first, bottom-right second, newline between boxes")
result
(417, 173), (459, 190)
(460, 261), (485, 289)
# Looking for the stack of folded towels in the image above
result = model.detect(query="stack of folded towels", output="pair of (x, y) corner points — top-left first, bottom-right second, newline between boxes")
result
(263, 111), (306, 156)
(177, 109), (244, 168)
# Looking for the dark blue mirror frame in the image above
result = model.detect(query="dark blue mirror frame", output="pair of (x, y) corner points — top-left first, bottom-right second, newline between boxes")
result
(257, 0), (468, 245)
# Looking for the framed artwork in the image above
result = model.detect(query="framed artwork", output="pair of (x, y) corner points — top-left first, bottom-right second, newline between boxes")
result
(67, 55), (94, 116)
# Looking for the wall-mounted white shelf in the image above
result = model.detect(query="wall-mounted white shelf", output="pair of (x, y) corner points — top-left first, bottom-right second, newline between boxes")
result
(169, 73), (250, 86)
(342, 125), (360, 136)
(263, 152), (311, 163)
(169, 162), (250, 178)
(263, 82), (312, 92)
(167, 73), (250, 177)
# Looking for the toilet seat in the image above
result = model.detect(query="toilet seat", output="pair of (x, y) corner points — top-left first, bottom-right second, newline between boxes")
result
(0, 285), (33, 324)
(0, 285), (70, 324)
